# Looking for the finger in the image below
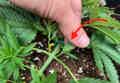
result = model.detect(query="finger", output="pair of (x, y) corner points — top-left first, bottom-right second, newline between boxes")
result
(59, 11), (89, 48)
(10, 0), (47, 15)
(71, 0), (82, 18)
(10, 0), (38, 9)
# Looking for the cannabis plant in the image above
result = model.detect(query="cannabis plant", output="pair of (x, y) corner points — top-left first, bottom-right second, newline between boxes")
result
(30, 65), (57, 83)
(83, 0), (120, 83)
(0, 10), (36, 83)
(0, 1), (39, 44)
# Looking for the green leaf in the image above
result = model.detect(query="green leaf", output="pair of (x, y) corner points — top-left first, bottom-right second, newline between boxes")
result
(63, 43), (74, 53)
(0, 4), (39, 44)
(30, 65), (41, 83)
(91, 33), (120, 83)
(97, 43), (120, 64)
(0, 0), (9, 3)
(6, 25), (20, 50)
(31, 65), (57, 83)
(0, 80), (6, 83)
(92, 48), (104, 73)
(12, 27), (37, 45)
(92, 27), (120, 44)
(13, 68), (19, 81)
(42, 72), (57, 83)
(92, 33), (120, 64)
(0, 27), (31, 81)
(20, 43), (36, 56)
(0, 68), (8, 81)
(65, 53), (78, 60)
(92, 41), (119, 83)
(70, 78), (110, 83)
(115, 45), (120, 53)
(101, 53), (119, 83)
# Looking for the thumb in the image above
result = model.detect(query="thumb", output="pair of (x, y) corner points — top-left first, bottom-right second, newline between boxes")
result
(59, 11), (90, 48)
(10, 0), (48, 16)
(10, 0), (39, 9)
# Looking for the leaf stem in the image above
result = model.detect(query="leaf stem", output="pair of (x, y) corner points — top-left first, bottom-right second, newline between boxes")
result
(33, 48), (78, 83)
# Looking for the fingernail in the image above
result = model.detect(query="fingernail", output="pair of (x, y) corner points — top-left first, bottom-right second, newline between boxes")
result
(78, 34), (90, 48)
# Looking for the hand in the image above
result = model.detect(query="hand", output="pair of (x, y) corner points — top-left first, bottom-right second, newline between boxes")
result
(10, 0), (89, 48)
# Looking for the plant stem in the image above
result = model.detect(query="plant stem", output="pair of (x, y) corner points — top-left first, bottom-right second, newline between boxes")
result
(33, 48), (78, 83)
(33, 46), (59, 76)
(54, 57), (78, 83)
(39, 52), (55, 76)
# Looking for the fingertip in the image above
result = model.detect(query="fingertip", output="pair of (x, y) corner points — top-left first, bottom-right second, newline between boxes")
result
(70, 29), (90, 48)
(77, 33), (90, 48)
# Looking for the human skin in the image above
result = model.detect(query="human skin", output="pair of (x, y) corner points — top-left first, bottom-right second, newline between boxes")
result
(10, 0), (90, 48)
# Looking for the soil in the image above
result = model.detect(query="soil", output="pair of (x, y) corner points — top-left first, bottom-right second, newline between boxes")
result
(20, 1), (120, 83)
(21, 33), (105, 83)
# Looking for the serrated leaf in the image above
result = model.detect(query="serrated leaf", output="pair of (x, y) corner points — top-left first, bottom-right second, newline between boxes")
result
(92, 27), (120, 44)
(30, 65), (41, 83)
(0, 4), (39, 45)
(65, 53), (78, 60)
(91, 33), (120, 83)
(96, 43), (120, 64)
(0, 27), (31, 81)
(0, 0), (9, 5)
(31, 65), (57, 83)
(101, 53), (119, 83)
(6, 25), (20, 50)
(42, 72), (57, 83)
(63, 43), (74, 53)
(115, 45), (120, 53)
(13, 68), (19, 81)
(92, 33), (120, 64)
(92, 48), (104, 73)
(12, 27), (37, 45)
(0, 80), (6, 83)
(70, 78), (110, 83)
(19, 43), (36, 56)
